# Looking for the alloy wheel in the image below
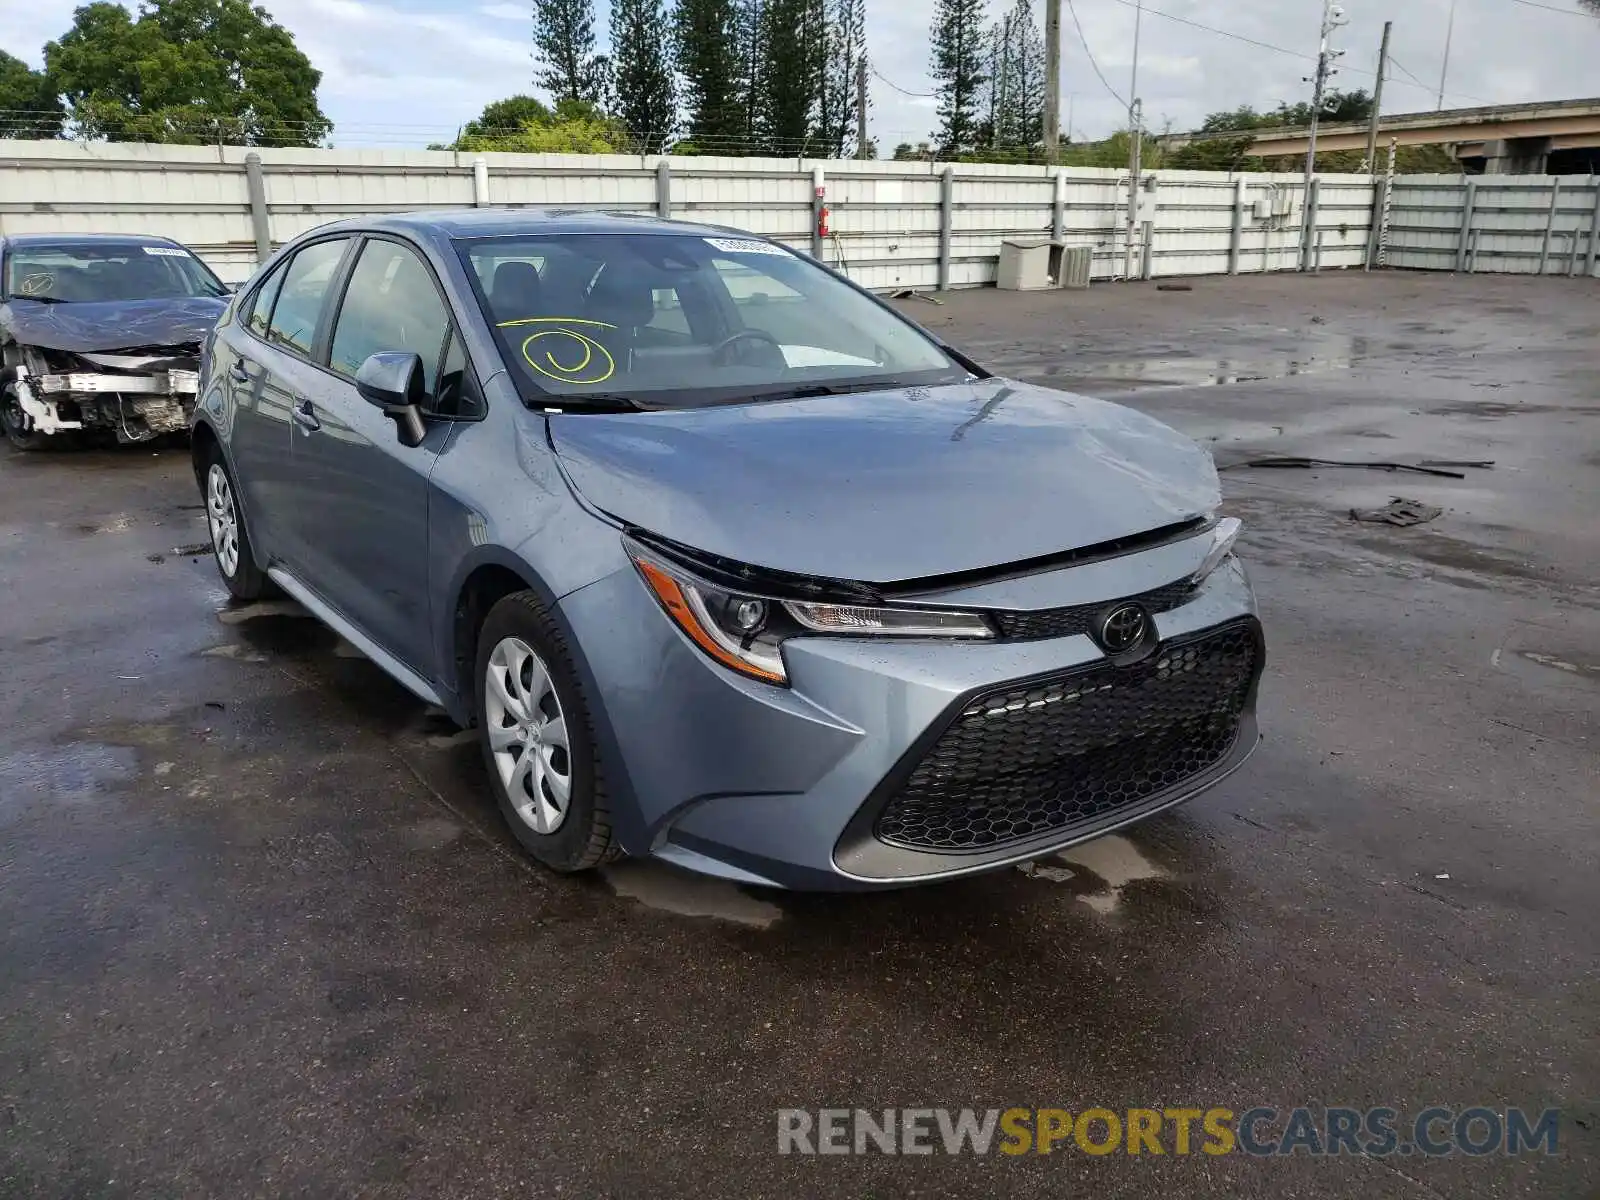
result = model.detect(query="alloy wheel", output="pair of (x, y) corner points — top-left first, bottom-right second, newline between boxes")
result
(206, 463), (240, 577)
(484, 636), (572, 834)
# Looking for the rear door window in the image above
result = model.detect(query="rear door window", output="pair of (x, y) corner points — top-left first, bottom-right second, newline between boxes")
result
(243, 260), (290, 339)
(266, 238), (350, 358)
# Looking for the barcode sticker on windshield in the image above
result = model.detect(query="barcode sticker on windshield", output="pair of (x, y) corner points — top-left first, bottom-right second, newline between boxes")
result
(142, 246), (190, 258)
(703, 237), (789, 257)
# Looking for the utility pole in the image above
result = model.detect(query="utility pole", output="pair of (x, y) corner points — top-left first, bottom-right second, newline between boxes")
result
(1301, 0), (1348, 270)
(1123, 0), (1144, 281)
(1363, 20), (1391, 172)
(1437, 0), (1457, 110)
(855, 56), (868, 158)
(1043, 0), (1061, 158)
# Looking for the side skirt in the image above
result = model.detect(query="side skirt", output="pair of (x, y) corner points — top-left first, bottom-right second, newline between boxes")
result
(266, 566), (445, 708)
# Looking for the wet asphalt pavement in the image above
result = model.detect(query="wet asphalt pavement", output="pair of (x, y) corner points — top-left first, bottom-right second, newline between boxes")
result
(2, 272), (1596, 1198)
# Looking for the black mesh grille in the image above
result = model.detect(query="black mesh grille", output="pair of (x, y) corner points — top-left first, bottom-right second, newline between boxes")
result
(993, 579), (1197, 642)
(874, 621), (1260, 853)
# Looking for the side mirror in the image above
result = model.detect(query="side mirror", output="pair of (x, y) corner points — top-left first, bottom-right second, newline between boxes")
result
(356, 351), (428, 447)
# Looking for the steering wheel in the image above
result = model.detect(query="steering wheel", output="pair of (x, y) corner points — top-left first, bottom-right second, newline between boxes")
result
(710, 328), (783, 366)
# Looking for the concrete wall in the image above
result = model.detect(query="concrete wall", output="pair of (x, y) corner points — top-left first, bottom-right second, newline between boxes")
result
(2, 139), (1591, 287)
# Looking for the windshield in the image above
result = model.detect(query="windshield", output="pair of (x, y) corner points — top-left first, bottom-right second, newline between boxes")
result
(457, 232), (970, 407)
(3, 242), (228, 303)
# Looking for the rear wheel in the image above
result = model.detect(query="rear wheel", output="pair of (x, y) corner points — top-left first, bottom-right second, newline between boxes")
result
(203, 451), (272, 600)
(475, 591), (619, 872)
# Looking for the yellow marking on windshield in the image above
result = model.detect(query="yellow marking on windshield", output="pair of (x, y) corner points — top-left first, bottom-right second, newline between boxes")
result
(519, 328), (616, 385)
(497, 316), (617, 329)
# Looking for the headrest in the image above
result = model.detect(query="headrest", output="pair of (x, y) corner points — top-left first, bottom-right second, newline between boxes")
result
(585, 267), (654, 330)
(490, 260), (543, 318)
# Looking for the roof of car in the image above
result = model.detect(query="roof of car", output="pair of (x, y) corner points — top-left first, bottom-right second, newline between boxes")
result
(2, 232), (187, 247)
(331, 208), (752, 241)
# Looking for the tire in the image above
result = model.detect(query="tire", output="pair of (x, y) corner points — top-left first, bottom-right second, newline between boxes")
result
(202, 448), (273, 601)
(475, 591), (620, 872)
(2, 384), (55, 452)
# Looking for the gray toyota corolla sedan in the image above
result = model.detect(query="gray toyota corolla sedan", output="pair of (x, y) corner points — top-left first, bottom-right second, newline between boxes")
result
(192, 210), (1263, 890)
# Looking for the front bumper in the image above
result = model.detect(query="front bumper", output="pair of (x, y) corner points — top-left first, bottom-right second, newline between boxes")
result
(13, 366), (196, 440)
(559, 547), (1262, 891)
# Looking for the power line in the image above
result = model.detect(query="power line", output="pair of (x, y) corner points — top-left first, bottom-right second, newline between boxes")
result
(1095, 1), (1497, 110)
(1105, 0), (1310, 61)
(868, 64), (934, 99)
(1504, 0), (1595, 16)
(1064, 0), (1130, 109)
(1387, 56), (1493, 106)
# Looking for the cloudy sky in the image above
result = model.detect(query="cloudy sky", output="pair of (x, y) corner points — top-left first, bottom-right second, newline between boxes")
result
(8, 0), (1600, 148)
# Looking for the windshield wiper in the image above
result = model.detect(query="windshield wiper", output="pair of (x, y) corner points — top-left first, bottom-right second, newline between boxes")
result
(531, 393), (651, 414)
(12, 294), (67, 304)
(741, 379), (909, 403)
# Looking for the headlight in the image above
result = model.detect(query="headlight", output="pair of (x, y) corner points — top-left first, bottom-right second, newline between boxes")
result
(1189, 516), (1242, 586)
(627, 543), (993, 685)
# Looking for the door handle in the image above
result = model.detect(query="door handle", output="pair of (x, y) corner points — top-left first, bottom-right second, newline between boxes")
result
(291, 398), (321, 432)
(228, 360), (251, 384)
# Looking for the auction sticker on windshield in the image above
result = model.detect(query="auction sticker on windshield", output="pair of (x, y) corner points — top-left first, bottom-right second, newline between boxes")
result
(703, 237), (789, 256)
(142, 246), (191, 258)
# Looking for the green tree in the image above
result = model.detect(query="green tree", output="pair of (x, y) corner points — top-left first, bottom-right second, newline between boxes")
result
(812, 0), (865, 157)
(1175, 89), (1381, 172)
(754, 0), (826, 153)
(464, 95), (553, 138)
(44, 0), (330, 146)
(0, 50), (63, 139)
(731, 0), (763, 150)
(676, 0), (744, 151)
(1165, 132), (1256, 171)
(453, 98), (628, 153)
(533, 0), (608, 105)
(928, 0), (987, 156)
(997, 0), (1043, 152)
(610, 0), (677, 150)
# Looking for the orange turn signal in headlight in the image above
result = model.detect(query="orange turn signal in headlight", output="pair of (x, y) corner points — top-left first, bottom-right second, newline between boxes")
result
(632, 556), (789, 684)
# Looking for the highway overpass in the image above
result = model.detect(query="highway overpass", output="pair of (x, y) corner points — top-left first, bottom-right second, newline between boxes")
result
(1165, 97), (1600, 174)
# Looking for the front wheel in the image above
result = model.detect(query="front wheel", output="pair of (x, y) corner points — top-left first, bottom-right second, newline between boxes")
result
(2, 384), (53, 451)
(475, 591), (619, 872)
(203, 451), (273, 600)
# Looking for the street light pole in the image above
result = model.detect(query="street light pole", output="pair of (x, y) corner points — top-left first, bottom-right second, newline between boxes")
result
(1043, 0), (1061, 157)
(1363, 20), (1391, 172)
(1124, 0), (1144, 281)
(1437, 0), (1457, 110)
(1301, 0), (1347, 270)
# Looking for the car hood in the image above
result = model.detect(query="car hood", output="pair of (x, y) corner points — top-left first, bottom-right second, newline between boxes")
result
(547, 379), (1220, 584)
(0, 297), (226, 353)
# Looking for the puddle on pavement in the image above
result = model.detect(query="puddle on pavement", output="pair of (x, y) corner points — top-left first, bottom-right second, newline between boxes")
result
(0, 743), (140, 823)
(218, 600), (341, 659)
(201, 643), (269, 663)
(602, 860), (783, 929)
(1021, 834), (1168, 914)
(74, 515), (135, 536)
(217, 600), (307, 625)
(1040, 355), (1353, 391)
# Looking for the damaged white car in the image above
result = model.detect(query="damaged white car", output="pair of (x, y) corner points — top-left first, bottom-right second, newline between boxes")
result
(0, 233), (230, 450)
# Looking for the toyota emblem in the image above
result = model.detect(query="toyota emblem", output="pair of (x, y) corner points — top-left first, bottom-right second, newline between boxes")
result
(1097, 604), (1149, 653)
